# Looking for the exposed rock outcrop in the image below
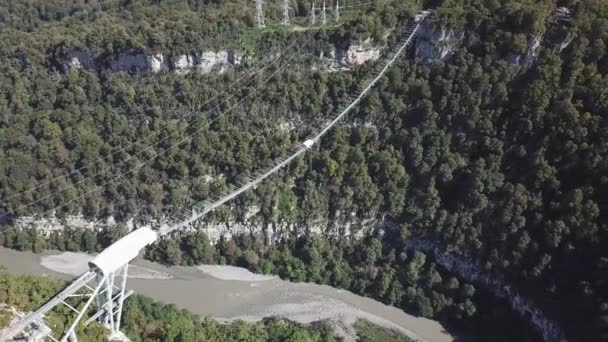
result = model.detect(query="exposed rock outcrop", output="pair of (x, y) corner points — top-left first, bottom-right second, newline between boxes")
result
(61, 49), (240, 75)
(558, 32), (574, 53)
(545, 7), (575, 54)
(507, 34), (542, 67)
(172, 53), (197, 75)
(13, 215), (133, 232)
(9, 210), (374, 244)
(65, 49), (94, 70)
(199, 51), (241, 74)
(109, 50), (168, 73)
(415, 25), (465, 63)
(506, 7), (574, 67)
(62, 44), (381, 75)
(322, 38), (382, 71)
(341, 43), (381, 66)
(414, 7), (573, 68)
(5, 213), (565, 341)
(148, 53), (166, 73)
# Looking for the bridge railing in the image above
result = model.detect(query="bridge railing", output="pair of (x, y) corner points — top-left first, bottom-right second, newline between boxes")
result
(159, 13), (428, 236)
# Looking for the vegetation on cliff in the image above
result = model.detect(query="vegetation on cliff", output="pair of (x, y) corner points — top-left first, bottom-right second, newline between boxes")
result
(1, 0), (608, 341)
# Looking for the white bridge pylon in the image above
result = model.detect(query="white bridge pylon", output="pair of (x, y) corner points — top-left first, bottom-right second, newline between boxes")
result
(2, 11), (430, 342)
(0, 228), (157, 342)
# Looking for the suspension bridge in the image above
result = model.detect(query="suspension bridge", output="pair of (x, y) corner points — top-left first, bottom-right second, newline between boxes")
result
(0, 10), (429, 342)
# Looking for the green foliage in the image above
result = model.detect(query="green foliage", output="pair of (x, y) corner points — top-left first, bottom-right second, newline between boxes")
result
(122, 296), (337, 342)
(0, 308), (12, 329)
(143, 230), (536, 341)
(1, 0), (608, 341)
(0, 269), (108, 339)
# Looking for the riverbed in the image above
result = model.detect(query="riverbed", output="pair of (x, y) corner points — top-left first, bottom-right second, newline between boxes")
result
(0, 247), (453, 342)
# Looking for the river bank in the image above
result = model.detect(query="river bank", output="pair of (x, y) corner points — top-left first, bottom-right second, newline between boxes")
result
(0, 247), (453, 342)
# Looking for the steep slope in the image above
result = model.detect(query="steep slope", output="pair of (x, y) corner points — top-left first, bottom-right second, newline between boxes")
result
(0, 0), (607, 341)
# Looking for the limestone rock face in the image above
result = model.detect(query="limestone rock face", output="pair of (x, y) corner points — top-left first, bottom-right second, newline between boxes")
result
(505, 7), (573, 67)
(64, 49), (94, 71)
(148, 53), (166, 73)
(59, 40), (384, 75)
(416, 15), (573, 69)
(324, 38), (382, 71)
(171, 50), (241, 75)
(172, 54), (197, 75)
(198, 50), (240, 74)
(414, 25), (464, 62)
(110, 50), (154, 72)
(13, 215), (132, 232)
(506, 34), (542, 67)
(61, 49), (239, 74)
(343, 44), (381, 65)
(107, 51), (170, 73)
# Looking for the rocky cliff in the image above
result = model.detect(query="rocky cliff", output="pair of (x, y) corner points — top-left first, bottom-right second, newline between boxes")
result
(415, 25), (466, 62)
(14, 215), (134, 232)
(319, 38), (382, 71)
(62, 44), (381, 75)
(336, 39), (382, 67)
(12, 211), (372, 243)
(8, 214), (565, 341)
(62, 49), (241, 74)
(506, 34), (542, 67)
(414, 7), (574, 67)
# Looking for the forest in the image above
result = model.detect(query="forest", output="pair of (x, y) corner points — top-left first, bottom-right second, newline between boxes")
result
(1, 0), (607, 341)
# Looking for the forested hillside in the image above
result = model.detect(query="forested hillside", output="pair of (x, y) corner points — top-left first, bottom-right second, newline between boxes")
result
(1, 0), (607, 341)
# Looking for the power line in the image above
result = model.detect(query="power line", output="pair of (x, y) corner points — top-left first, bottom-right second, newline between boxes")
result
(15, 36), (311, 220)
(162, 18), (425, 235)
(2, 36), (307, 218)
(338, 1), (375, 9)
(0, 38), (302, 207)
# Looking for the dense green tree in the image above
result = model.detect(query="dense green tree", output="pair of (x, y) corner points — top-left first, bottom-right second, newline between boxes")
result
(1, 0), (608, 341)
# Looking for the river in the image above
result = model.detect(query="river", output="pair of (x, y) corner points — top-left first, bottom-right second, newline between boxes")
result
(0, 247), (453, 342)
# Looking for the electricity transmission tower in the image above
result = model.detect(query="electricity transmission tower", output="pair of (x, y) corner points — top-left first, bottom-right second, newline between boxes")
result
(283, 0), (290, 25)
(311, 2), (316, 24)
(322, 2), (327, 25)
(1, 228), (158, 342)
(256, 0), (265, 28)
(335, 0), (340, 21)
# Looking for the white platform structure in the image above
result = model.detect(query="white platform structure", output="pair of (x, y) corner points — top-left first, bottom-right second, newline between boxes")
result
(1, 11), (430, 342)
(0, 228), (157, 342)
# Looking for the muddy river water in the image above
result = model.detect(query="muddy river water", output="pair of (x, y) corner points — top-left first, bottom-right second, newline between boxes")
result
(0, 247), (453, 342)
